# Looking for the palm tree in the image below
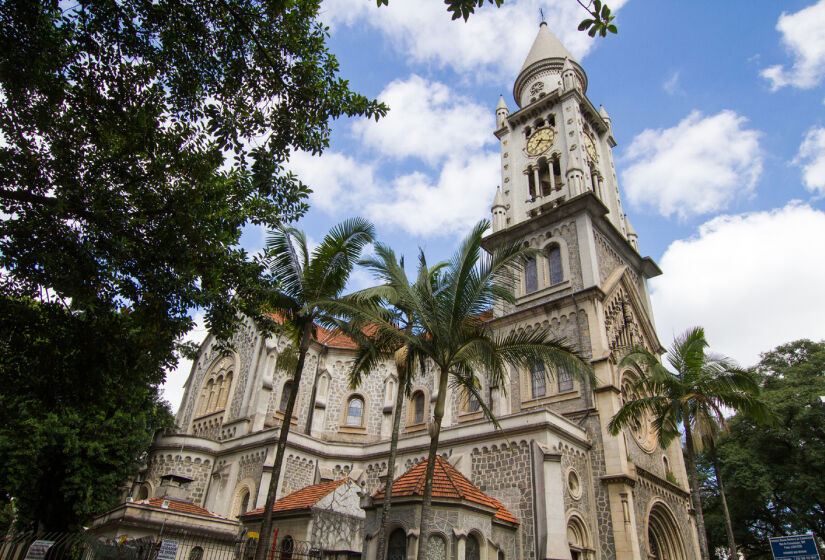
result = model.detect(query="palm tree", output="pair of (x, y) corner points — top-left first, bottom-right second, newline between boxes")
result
(608, 327), (771, 560)
(336, 244), (445, 560)
(253, 218), (374, 560)
(333, 220), (591, 560)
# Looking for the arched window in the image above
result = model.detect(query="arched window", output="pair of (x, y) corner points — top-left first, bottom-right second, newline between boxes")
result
(236, 488), (250, 517)
(467, 391), (481, 413)
(648, 503), (686, 560)
(136, 485), (149, 500)
(218, 372), (233, 408)
(531, 361), (546, 398)
(279, 381), (294, 413)
(567, 516), (589, 560)
(346, 396), (364, 426)
(427, 535), (446, 560)
(412, 392), (425, 425)
(525, 257), (538, 293)
(388, 528), (407, 560)
(547, 244), (563, 285)
(280, 536), (294, 560)
(558, 364), (573, 392)
(466, 534), (481, 560)
(189, 547), (203, 560)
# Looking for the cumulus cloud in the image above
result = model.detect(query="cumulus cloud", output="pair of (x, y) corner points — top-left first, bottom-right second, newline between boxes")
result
(351, 75), (493, 164)
(761, 0), (825, 90)
(651, 203), (825, 367)
(321, 0), (628, 80)
(290, 149), (499, 237)
(289, 150), (380, 212)
(365, 153), (500, 235)
(621, 110), (762, 219)
(162, 313), (208, 413)
(794, 126), (825, 194)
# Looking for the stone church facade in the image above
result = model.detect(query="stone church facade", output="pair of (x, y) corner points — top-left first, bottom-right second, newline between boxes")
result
(132, 23), (702, 560)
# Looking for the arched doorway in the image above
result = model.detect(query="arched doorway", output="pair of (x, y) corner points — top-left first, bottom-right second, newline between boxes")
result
(647, 502), (686, 560)
(388, 528), (407, 560)
(567, 515), (590, 560)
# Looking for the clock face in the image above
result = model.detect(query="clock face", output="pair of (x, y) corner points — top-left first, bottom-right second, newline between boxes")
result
(526, 127), (555, 156)
(583, 132), (598, 161)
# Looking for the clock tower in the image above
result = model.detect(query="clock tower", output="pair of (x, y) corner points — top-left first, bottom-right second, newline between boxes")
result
(484, 22), (702, 560)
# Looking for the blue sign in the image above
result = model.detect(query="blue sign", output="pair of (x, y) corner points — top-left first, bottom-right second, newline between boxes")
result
(770, 535), (821, 560)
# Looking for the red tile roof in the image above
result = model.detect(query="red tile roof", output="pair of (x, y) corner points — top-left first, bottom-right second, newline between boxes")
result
(373, 456), (518, 525)
(241, 478), (352, 517)
(133, 498), (225, 518)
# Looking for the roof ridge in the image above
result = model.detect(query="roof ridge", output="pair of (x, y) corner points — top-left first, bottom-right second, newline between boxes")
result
(436, 456), (465, 499)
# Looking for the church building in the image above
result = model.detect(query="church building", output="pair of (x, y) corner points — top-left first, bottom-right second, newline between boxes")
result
(121, 23), (702, 560)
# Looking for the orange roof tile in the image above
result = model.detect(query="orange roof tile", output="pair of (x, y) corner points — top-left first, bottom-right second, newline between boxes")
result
(134, 498), (225, 518)
(373, 456), (518, 525)
(241, 478), (351, 517)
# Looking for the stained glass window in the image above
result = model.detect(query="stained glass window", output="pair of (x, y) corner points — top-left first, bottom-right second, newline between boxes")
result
(388, 529), (407, 560)
(413, 392), (425, 424)
(531, 361), (546, 398)
(346, 396), (364, 426)
(558, 365), (573, 392)
(525, 257), (538, 293)
(466, 535), (480, 560)
(548, 245), (563, 284)
(279, 381), (293, 413)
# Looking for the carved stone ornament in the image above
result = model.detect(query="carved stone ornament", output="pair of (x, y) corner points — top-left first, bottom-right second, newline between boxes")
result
(530, 81), (545, 95)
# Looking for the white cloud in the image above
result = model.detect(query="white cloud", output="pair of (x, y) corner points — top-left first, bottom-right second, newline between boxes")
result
(621, 110), (762, 219)
(662, 71), (682, 95)
(289, 150), (380, 213)
(366, 152), (500, 236)
(651, 203), (825, 367)
(794, 126), (825, 194)
(162, 313), (208, 413)
(761, 0), (825, 90)
(321, 0), (628, 80)
(351, 75), (493, 164)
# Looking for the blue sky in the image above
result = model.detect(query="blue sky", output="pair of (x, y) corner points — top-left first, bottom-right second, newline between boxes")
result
(163, 0), (825, 409)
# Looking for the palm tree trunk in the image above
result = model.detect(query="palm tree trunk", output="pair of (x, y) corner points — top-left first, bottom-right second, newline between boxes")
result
(254, 325), (313, 560)
(683, 419), (710, 560)
(375, 355), (408, 560)
(415, 366), (449, 560)
(710, 446), (738, 559)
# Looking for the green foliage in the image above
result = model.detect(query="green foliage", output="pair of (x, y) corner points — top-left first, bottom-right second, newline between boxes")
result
(376, 0), (617, 34)
(0, 297), (174, 532)
(701, 340), (825, 559)
(0, 1), (384, 531)
(0, 0), (386, 351)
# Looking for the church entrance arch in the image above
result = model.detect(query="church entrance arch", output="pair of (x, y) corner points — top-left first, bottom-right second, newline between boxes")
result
(388, 528), (407, 560)
(647, 502), (685, 560)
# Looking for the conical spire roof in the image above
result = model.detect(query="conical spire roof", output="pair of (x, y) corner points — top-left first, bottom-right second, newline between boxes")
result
(492, 186), (505, 208)
(496, 94), (508, 111)
(519, 22), (575, 74)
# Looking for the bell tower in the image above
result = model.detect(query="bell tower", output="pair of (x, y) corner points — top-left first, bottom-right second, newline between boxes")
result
(492, 22), (629, 237)
(484, 22), (701, 560)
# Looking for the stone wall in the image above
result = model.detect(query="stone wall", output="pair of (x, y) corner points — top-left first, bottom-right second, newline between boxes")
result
(582, 415), (617, 560)
(145, 453), (212, 506)
(471, 440), (534, 560)
(281, 454), (316, 496)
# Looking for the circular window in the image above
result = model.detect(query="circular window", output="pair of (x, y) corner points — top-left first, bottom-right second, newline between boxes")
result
(567, 468), (582, 500)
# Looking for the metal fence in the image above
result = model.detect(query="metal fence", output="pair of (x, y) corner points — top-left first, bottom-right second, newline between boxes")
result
(0, 533), (321, 560)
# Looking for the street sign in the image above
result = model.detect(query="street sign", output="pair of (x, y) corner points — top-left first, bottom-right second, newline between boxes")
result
(157, 539), (179, 560)
(770, 535), (821, 560)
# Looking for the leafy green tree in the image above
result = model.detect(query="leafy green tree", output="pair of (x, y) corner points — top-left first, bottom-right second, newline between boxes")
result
(701, 340), (825, 559)
(254, 218), (374, 560)
(0, 0), (383, 532)
(0, 297), (174, 532)
(608, 327), (771, 560)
